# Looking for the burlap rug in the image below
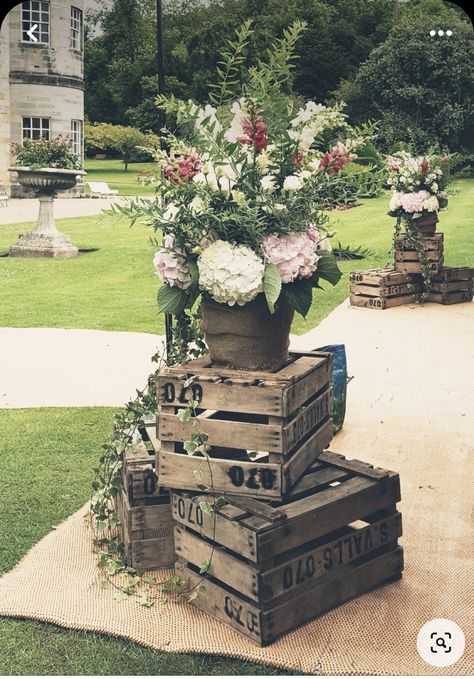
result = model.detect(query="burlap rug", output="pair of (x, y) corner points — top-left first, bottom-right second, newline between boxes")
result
(0, 300), (473, 675)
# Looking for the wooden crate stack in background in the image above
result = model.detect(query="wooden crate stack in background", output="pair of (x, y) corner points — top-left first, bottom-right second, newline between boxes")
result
(350, 269), (422, 309)
(350, 206), (472, 309)
(394, 233), (444, 275)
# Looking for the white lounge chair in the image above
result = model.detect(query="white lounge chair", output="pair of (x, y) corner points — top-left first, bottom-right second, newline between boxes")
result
(87, 181), (119, 197)
(0, 192), (8, 207)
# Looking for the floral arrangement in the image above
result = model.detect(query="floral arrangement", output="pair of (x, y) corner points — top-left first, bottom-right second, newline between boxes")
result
(386, 151), (449, 220)
(123, 21), (374, 318)
(10, 135), (82, 171)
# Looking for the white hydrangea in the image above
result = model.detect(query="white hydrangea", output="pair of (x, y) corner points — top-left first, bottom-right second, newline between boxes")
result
(422, 195), (439, 212)
(283, 175), (303, 192)
(389, 192), (403, 211)
(198, 240), (264, 306)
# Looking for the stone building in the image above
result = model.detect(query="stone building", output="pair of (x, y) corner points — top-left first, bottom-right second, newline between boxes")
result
(0, 0), (84, 197)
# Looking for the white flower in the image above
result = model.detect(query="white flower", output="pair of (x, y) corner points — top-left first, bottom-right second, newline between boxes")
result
(231, 189), (246, 206)
(260, 175), (278, 193)
(318, 237), (333, 253)
(198, 240), (264, 306)
(224, 98), (248, 143)
(256, 150), (270, 172)
(298, 170), (312, 181)
(389, 192), (403, 211)
(431, 182), (438, 193)
(189, 195), (205, 215)
(283, 175), (302, 192)
(163, 203), (179, 222)
(422, 195), (439, 212)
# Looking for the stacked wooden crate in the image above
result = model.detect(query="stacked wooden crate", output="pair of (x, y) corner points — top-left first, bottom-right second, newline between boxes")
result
(426, 266), (473, 304)
(172, 452), (403, 645)
(152, 351), (404, 645)
(350, 206), (472, 309)
(116, 421), (174, 571)
(157, 351), (333, 500)
(350, 268), (422, 309)
(394, 233), (444, 274)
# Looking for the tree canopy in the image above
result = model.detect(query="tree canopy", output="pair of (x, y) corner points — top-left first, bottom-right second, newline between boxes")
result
(84, 0), (473, 153)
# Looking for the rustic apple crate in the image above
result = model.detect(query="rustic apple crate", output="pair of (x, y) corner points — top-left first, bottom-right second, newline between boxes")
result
(425, 266), (473, 304)
(350, 267), (422, 310)
(116, 422), (174, 571)
(394, 233), (444, 274)
(156, 351), (334, 500)
(172, 450), (403, 646)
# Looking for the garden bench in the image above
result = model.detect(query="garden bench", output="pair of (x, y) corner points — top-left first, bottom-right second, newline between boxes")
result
(86, 181), (119, 197)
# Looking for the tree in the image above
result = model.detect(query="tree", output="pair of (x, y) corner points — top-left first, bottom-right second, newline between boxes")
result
(84, 122), (159, 170)
(331, 1), (474, 152)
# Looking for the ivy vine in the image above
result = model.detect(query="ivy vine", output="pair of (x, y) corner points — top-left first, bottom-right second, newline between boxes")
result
(89, 310), (212, 605)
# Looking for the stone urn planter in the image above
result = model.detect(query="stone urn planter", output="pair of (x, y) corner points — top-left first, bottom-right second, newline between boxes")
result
(201, 294), (294, 371)
(9, 167), (86, 258)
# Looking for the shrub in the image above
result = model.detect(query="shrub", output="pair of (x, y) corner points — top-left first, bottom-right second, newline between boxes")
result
(84, 122), (160, 169)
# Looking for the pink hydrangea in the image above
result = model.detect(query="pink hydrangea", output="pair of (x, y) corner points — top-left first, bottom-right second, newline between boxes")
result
(401, 190), (431, 213)
(260, 228), (321, 284)
(153, 235), (192, 289)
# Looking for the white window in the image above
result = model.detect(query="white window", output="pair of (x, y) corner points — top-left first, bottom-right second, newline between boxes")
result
(70, 6), (83, 51)
(71, 119), (83, 162)
(21, 1), (50, 45)
(22, 117), (51, 141)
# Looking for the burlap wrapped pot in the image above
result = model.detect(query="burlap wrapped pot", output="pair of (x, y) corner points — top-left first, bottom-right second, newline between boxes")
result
(412, 212), (438, 235)
(201, 293), (294, 371)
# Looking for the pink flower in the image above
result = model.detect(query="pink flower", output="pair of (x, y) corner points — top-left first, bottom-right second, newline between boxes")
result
(400, 190), (431, 213)
(163, 152), (201, 183)
(153, 242), (192, 290)
(261, 229), (321, 284)
(420, 158), (429, 175)
(293, 151), (305, 168)
(236, 115), (268, 152)
(319, 142), (356, 174)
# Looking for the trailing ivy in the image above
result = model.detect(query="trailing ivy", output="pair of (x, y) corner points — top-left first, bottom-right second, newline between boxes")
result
(89, 310), (207, 604)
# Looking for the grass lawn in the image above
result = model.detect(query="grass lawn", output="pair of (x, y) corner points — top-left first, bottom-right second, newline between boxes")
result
(0, 408), (294, 675)
(1, 179), (472, 335)
(84, 159), (158, 196)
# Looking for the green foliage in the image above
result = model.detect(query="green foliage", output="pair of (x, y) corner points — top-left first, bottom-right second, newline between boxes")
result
(84, 0), (395, 126)
(11, 136), (82, 170)
(332, 4), (474, 153)
(263, 263), (282, 313)
(282, 278), (313, 318)
(84, 122), (160, 169)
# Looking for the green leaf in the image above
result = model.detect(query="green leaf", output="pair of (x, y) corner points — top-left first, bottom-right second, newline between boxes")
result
(115, 591), (129, 603)
(157, 284), (188, 315)
(177, 408), (192, 422)
(282, 279), (313, 318)
(263, 263), (282, 314)
(143, 575), (157, 585)
(183, 440), (197, 454)
(315, 252), (342, 286)
(199, 559), (212, 575)
(198, 501), (213, 515)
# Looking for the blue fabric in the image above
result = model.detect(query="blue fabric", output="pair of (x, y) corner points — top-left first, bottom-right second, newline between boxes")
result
(314, 344), (347, 433)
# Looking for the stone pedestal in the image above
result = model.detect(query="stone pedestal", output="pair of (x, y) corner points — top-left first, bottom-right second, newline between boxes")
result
(9, 192), (79, 258)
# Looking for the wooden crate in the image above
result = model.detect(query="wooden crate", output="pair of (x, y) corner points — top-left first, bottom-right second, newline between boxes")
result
(157, 351), (334, 499)
(117, 489), (174, 571)
(426, 290), (473, 305)
(349, 268), (422, 310)
(394, 233), (444, 274)
(350, 293), (418, 310)
(425, 266), (473, 304)
(172, 450), (403, 646)
(116, 423), (174, 571)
